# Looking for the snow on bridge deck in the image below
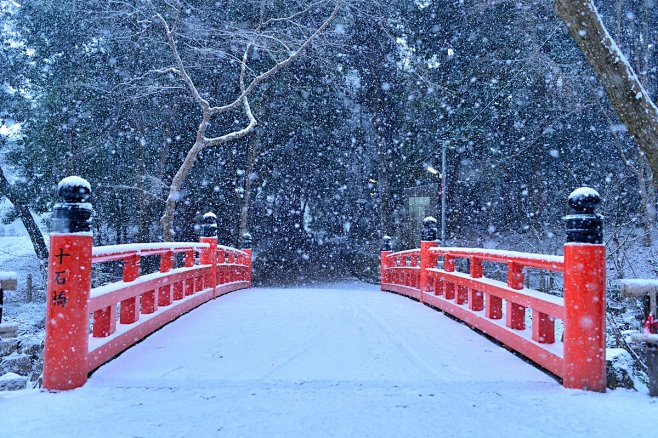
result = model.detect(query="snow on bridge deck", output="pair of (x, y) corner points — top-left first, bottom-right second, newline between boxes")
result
(1, 282), (653, 437)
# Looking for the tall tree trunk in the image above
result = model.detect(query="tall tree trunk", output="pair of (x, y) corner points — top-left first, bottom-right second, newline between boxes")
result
(373, 116), (392, 237)
(238, 132), (260, 247)
(161, 140), (206, 241)
(0, 166), (48, 277)
(555, 0), (658, 183)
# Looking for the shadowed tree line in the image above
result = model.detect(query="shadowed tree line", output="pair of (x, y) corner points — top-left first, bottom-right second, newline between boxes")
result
(1, 0), (657, 284)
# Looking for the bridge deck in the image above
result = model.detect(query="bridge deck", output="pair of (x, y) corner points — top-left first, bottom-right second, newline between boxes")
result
(2, 283), (651, 436)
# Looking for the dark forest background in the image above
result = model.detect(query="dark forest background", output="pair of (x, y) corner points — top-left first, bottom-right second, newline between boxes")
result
(1, 0), (657, 285)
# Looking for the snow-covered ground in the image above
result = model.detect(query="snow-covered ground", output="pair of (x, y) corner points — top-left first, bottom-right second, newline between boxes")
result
(0, 233), (46, 295)
(0, 234), (46, 340)
(1, 283), (654, 437)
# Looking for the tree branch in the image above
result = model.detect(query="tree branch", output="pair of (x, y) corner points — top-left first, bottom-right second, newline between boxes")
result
(208, 0), (341, 116)
(206, 43), (257, 146)
(155, 12), (210, 113)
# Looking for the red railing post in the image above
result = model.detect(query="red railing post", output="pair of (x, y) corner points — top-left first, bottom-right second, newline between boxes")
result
(563, 188), (606, 392)
(506, 262), (526, 330)
(44, 177), (93, 391)
(242, 232), (253, 288)
(227, 252), (235, 283)
(420, 217), (439, 303)
(532, 310), (555, 344)
(184, 250), (195, 268)
(485, 286), (502, 320)
(141, 285), (158, 314)
(380, 236), (392, 291)
(419, 243), (433, 301)
(200, 212), (218, 297)
(184, 250), (195, 296)
(93, 304), (116, 337)
(158, 250), (174, 306)
(217, 249), (225, 285)
(141, 253), (158, 314)
(120, 254), (140, 324)
(444, 255), (455, 300)
(469, 257), (484, 311)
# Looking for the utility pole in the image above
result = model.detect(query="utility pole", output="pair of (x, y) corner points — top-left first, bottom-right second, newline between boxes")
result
(441, 141), (447, 243)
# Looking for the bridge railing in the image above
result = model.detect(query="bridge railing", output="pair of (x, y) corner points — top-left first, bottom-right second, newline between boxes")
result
(381, 188), (606, 392)
(43, 177), (253, 391)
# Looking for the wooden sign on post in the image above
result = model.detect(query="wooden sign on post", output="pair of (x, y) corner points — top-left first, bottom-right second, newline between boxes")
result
(0, 271), (18, 337)
(0, 279), (17, 291)
(0, 323), (18, 338)
(0, 271), (18, 292)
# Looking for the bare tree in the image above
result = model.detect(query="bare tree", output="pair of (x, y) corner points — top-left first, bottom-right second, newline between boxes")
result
(122, 0), (341, 240)
(555, 0), (658, 184)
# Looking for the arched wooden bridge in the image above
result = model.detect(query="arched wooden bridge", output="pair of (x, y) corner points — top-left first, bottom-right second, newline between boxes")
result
(1, 177), (652, 436)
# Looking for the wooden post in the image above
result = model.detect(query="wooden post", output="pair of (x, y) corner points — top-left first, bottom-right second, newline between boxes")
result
(200, 212), (219, 297)
(469, 258), (484, 311)
(26, 273), (32, 303)
(563, 187), (606, 392)
(647, 343), (658, 396)
(380, 236), (392, 291)
(505, 263), (526, 330)
(242, 232), (253, 288)
(444, 255), (455, 300)
(420, 217), (438, 304)
(120, 254), (140, 323)
(43, 176), (93, 391)
(158, 251), (174, 306)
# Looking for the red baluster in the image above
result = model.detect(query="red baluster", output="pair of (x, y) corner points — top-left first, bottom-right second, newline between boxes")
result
(444, 255), (455, 300)
(505, 262), (526, 330)
(120, 254), (140, 324)
(469, 257), (484, 311)
(158, 250), (173, 306)
(532, 310), (555, 343)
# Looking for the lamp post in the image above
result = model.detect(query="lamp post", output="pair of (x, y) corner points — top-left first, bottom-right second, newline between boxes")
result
(426, 141), (447, 243)
(441, 140), (446, 243)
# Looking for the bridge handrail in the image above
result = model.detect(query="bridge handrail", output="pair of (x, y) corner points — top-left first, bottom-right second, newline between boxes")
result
(217, 244), (249, 257)
(428, 247), (565, 272)
(89, 265), (208, 306)
(386, 248), (420, 258)
(429, 268), (565, 318)
(381, 240), (600, 390)
(91, 242), (209, 263)
(380, 187), (607, 392)
(42, 176), (254, 391)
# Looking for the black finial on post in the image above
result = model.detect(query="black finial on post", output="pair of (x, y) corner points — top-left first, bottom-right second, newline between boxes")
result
(422, 216), (438, 241)
(51, 176), (92, 233)
(564, 187), (603, 244)
(201, 212), (218, 237)
(242, 232), (252, 249)
(381, 235), (392, 251)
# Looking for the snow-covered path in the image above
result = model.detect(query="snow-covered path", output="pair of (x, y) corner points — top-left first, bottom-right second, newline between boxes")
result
(1, 283), (654, 437)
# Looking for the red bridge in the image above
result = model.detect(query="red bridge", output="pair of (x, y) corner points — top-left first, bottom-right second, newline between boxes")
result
(42, 177), (605, 392)
(7, 177), (647, 435)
